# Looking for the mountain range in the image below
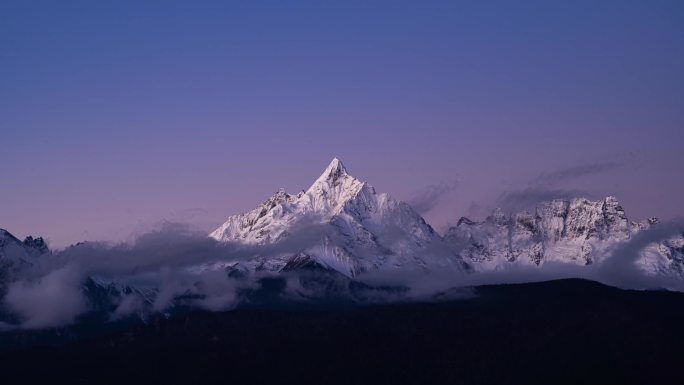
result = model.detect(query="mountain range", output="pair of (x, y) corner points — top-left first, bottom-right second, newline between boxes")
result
(208, 158), (684, 279)
(1, 158), (683, 329)
(209, 158), (463, 277)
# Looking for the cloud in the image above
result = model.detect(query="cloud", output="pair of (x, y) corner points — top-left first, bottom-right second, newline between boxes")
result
(0, 217), (335, 328)
(4, 266), (87, 329)
(495, 188), (590, 213)
(110, 293), (145, 321)
(492, 157), (635, 214)
(2, 205), (682, 331)
(190, 271), (243, 311)
(151, 267), (191, 312)
(358, 219), (684, 299)
(598, 218), (684, 290)
(357, 260), (600, 299)
(408, 179), (459, 214)
(171, 207), (210, 221)
(529, 160), (629, 187)
(37, 219), (330, 279)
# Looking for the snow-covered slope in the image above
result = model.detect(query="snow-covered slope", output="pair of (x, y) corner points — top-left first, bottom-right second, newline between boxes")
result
(445, 197), (631, 269)
(630, 218), (684, 279)
(2, 160), (684, 330)
(210, 158), (464, 277)
(444, 197), (684, 278)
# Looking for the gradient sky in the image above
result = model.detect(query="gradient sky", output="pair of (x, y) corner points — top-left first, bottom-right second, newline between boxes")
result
(2, 1), (683, 248)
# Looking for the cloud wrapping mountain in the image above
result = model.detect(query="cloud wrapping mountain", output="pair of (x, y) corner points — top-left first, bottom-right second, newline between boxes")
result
(0, 158), (683, 330)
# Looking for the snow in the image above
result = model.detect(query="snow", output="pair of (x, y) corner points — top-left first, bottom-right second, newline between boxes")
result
(210, 158), (464, 277)
(209, 159), (684, 280)
(2, 158), (684, 324)
(445, 195), (684, 278)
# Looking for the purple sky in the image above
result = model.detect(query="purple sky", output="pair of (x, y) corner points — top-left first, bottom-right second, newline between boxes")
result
(2, 1), (683, 248)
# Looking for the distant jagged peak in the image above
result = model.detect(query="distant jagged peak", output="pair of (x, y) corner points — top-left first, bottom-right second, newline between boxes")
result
(447, 195), (634, 240)
(456, 217), (477, 227)
(22, 235), (49, 253)
(306, 158), (367, 214)
(0, 228), (50, 261)
(498, 196), (627, 219)
(0, 228), (16, 239)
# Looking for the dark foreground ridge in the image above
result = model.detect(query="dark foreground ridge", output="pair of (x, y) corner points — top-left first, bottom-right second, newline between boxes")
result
(2, 278), (684, 385)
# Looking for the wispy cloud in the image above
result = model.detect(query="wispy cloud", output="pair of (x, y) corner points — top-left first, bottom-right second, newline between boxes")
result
(495, 188), (590, 213)
(494, 156), (636, 213)
(2, 218), (334, 329)
(599, 218), (684, 290)
(529, 160), (629, 187)
(407, 179), (459, 214)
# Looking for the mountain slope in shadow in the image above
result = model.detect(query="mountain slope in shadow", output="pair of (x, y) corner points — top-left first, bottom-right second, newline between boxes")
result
(1, 278), (683, 385)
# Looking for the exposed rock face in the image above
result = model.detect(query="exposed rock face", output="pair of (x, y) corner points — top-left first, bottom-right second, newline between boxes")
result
(2, 159), (684, 331)
(629, 218), (684, 279)
(0, 229), (50, 277)
(445, 197), (632, 269)
(444, 197), (684, 280)
(0, 229), (52, 306)
(210, 158), (464, 277)
(0, 230), (49, 258)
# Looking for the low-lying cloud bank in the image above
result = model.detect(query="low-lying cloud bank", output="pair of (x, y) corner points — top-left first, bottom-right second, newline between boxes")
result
(1, 221), (335, 330)
(4, 266), (86, 329)
(2, 218), (684, 330)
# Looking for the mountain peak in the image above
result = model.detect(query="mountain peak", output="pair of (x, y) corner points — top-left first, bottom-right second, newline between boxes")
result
(305, 158), (366, 214)
(210, 157), (461, 277)
(318, 157), (348, 183)
(307, 158), (358, 194)
(23, 236), (49, 254)
(0, 228), (19, 243)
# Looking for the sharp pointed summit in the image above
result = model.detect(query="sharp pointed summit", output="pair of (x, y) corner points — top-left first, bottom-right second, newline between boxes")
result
(323, 157), (347, 178)
(307, 158), (365, 214)
(209, 158), (684, 280)
(210, 158), (462, 277)
(309, 158), (352, 188)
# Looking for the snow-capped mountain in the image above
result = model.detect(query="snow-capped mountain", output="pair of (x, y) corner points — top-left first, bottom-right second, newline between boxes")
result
(444, 196), (684, 277)
(2, 158), (684, 332)
(210, 158), (464, 277)
(633, 220), (684, 279)
(444, 197), (630, 268)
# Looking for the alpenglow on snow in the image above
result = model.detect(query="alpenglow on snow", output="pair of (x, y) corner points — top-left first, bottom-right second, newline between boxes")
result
(210, 158), (684, 280)
(209, 158), (465, 277)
